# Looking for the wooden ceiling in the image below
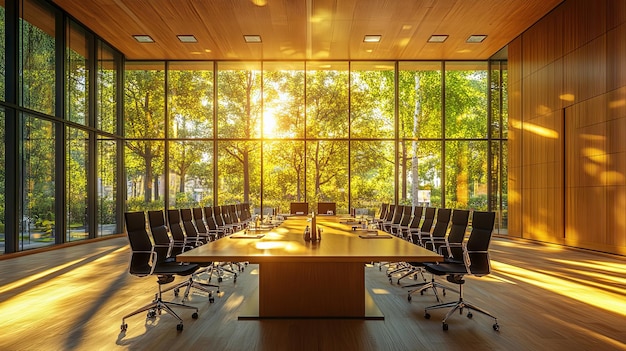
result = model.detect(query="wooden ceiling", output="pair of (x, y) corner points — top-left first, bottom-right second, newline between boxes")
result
(51, 0), (563, 61)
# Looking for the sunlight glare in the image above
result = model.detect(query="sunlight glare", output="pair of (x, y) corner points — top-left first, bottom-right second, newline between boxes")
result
(491, 260), (626, 316)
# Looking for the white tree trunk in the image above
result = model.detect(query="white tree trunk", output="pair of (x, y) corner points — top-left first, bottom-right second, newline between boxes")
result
(411, 74), (421, 207)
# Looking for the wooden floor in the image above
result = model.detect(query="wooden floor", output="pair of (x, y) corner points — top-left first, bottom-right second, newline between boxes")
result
(0, 236), (625, 351)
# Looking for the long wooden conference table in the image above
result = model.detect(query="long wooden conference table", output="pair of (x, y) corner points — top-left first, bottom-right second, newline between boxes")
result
(177, 215), (442, 319)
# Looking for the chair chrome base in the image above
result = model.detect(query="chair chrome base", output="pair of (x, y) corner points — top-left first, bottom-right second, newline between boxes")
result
(162, 276), (219, 303)
(423, 278), (499, 331)
(121, 277), (199, 332)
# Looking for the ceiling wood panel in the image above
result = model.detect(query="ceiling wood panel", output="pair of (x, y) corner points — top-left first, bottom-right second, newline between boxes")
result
(50, 0), (564, 61)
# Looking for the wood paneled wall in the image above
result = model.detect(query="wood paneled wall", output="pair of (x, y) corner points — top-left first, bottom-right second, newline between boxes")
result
(508, 0), (626, 255)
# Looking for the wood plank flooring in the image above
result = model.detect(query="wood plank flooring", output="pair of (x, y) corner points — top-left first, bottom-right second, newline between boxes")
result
(0, 236), (625, 351)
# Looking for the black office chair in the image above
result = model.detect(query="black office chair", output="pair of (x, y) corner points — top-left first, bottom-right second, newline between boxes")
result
(422, 211), (499, 331)
(147, 210), (218, 303)
(167, 209), (198, 250)
(405, 209), (469, 301)
(424, 208), (452, 252)
(181, 208), (209, 244)
(192, 207), (217, 242)
(390, 205), (412, 237)
(409, 207), (436, 246)
(120, 211), (199, 332)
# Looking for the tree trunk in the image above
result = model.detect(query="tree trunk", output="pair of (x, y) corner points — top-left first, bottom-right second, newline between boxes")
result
(144, 146), (153, 203)
(411, 74), (421, 207)
(243, 149), (250, 203)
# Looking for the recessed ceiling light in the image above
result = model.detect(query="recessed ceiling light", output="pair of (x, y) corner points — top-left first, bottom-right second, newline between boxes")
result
(363, 35), (381, 43)
(177, 35), (197, 43)
(244, 35), (262, 43)
(428, 35), (448, 43)
(132, 35), (154, 43)
(466, 35), (487, 43)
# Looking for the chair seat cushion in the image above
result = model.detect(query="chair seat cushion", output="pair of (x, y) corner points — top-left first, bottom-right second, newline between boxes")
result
(423, 262), (466, 276)
(153, 262), (199, 276)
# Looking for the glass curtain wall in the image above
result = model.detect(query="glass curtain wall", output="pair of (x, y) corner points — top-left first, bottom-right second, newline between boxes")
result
(167, 62), (214, 208)
(123, 60), (508, 222)
(0, 0), (508, 254)
(398, 62), (443, 207)
(124, 62), (165, 211)
(1, 0), (123, 254)
(96, 42), (119, 236)
(261, 62), (305, 215)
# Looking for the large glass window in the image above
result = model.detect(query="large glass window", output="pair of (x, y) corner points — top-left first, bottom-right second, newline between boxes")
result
(263, 62), (305, 139)
(399, 62), (442, 139)
(445, 140), (488, 210)
(306, 140), (348, 213)
(445, 61), (488, 139)
(97, 41), (118, 134)
(124, 62), (165, 211)
(399, 140), (442, 208)
(97, 137), (117, 236)
(19, 0), (56, 115)
(217, 62), (262, 139)
(66, 127), (88, 241)
(217, 140), (261, 209)
(350, 140), (394, 215)
(21, 114), (55, 250)
(262, 140), (305, 214)
(168, 62), (214, 139)
(66, 20), (90, 125)
(168, 140), (213, 208)
(350, 62), (395, 139)
(306, 62), (349, 138)
(125, 140), (164, 211)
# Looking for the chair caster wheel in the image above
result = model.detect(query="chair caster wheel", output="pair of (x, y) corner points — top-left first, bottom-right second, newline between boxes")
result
(442, 323), (448, 331)
(174, 288), (179, 297)
(413, 274), (418, 280)
(420, 291), (424, 295)
(407, 295), (412, 301)
(493, 323), (500, 331)
(147, 310), (157, 318)
(121, 323), (127, 332)
(218, 277), (223, 283)
(467, 312), (473, 319)
(424, 313), (430, 319)
(209, 297), (215, 303)
(192, 312), (199, 319)
(177, 324), (184, 331)
(443, 289), (446, 296)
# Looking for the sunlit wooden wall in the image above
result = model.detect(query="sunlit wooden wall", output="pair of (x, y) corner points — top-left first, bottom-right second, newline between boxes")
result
(508, 0), (626, 255)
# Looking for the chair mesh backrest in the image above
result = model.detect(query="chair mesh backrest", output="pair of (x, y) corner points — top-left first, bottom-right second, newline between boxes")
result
(446, 209), (470, 258)
(420, 207), (436, 232)
(147, 210), (171, 258)
(181, 208), (199, 238)
(193, 207), (208, 232)
(408, 206), (424, 228)
(466, 211), (495, 275)
(391, 205), (404, 224)
(147, 210), (166, 228)
(385, 205), (395, 221)
(125, 212), (153, 276)
(214, 206), (225, 226)
(399, 206), (412, 226)
(430, 208), (451, 238)
(447, 209), (470, 243)
(379, 203), (388, 220)
(167, 209), (185, 242)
